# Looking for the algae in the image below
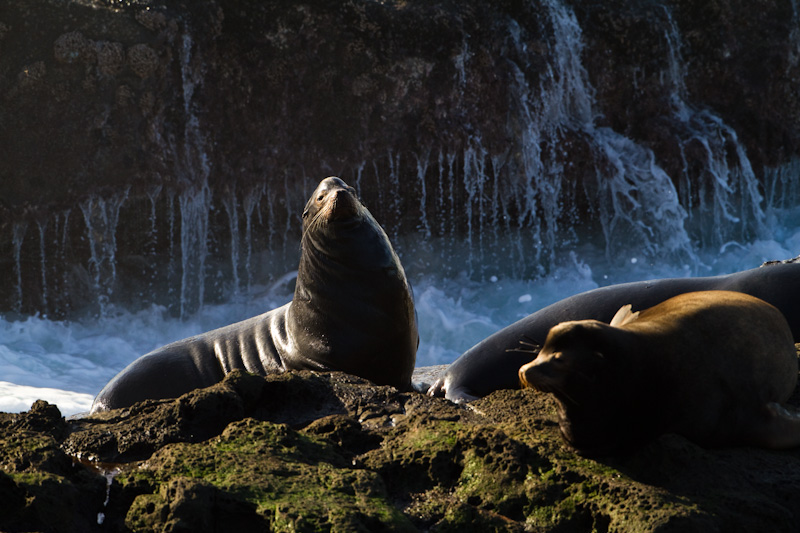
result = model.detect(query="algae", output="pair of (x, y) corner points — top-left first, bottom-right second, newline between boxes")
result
(119, 418), (415, 532)
(4, 370), (800, 531)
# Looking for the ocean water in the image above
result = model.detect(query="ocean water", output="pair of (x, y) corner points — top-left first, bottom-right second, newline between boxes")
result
(1, 230), (797, 417)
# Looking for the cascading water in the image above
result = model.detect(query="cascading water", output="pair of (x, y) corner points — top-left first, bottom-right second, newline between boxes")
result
(174, 32), (213, 317)
(242, 184), (265, 295)
(538, 0), (693, 264)
(79, 191), (129, 315)
(178, 184), (211, 317)
(12, 222), (27, 314)
(660, 6), (769, 248)
(6, 0), (798, 316)
(37, 220), (48, 311)
(389, 0), (696, 276)
(221, 186), (242, 299)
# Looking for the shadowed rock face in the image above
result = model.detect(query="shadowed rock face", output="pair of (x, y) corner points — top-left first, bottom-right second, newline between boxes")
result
(2, 0), (800, 316)
(4, 368), (800, 531)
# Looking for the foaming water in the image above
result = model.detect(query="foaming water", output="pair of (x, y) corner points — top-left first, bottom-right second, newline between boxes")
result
(2, 229), (799, 416)
(0, 278), (295, 416)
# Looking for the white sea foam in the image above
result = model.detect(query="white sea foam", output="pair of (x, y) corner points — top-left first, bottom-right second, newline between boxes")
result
(0, 382), (94, 416)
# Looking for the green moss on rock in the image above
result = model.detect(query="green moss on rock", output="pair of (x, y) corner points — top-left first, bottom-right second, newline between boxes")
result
(5, 368), (800, 531)
(119, 418), (415, 532)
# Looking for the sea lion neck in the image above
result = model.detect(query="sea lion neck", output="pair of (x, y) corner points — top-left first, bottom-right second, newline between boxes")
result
(301, 208), (398, 272)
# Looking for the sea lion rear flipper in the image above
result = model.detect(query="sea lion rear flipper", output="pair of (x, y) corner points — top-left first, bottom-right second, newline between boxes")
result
(429, 377), (480, 403)
(610, 304), (639, 327)
(745, 402), (800, 449)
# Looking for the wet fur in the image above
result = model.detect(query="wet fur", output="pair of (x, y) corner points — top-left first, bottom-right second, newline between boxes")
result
(520, 291), (800, 455)
(91, 177), (418, 412)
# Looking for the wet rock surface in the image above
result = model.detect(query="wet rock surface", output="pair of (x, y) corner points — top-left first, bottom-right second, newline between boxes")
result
(3, 367), (800, 532)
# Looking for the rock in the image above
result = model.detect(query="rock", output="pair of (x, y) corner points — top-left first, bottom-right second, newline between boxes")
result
(126, 43), (159, 79)
(3, 369), (800, 531)
(0, 401), (108, 531)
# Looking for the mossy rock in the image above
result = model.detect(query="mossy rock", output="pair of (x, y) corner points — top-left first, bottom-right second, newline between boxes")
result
(0, 401), (108, 532)
(5, 369), (800, 531)
(118, 418), (415, 532)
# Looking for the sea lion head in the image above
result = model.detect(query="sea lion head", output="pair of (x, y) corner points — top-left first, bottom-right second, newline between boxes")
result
(299, 176), (397, 270)
(302, 176), (363, 229)
(519, 320), (614, 404)
(520, 320), (650, 455)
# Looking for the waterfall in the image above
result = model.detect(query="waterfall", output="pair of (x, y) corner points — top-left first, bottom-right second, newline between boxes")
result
(37, 220), (48, 311)
(57, 210), (72, 314)
(178, 184), (211, 317)
(145, 185), (162, 301)
(504, 0), (693, 265)
(12, 222), (27, 314)
(221, 186), (242, 298)
(242, 184), (265, 294)
(660, 7), (768, 247)
(415, 150), (432, 240)
(175, 31), (212, 316)
(79, 191), (129, 315)
(2, 0), (799, 319)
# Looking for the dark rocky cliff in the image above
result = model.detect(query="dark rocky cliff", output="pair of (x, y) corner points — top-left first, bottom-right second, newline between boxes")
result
(2, 0), (800, 317)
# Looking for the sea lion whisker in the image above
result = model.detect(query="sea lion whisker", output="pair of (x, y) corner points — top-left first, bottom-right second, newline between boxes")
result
(517, 340), (541, 349)
(505, 337), (542, 355)
(302, 207), (328, 239)
(505, 347), (539, 354)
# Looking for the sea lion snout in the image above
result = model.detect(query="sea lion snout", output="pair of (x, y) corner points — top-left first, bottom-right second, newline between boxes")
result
(303, 176), (360, 224)
(519, 354), (562, 390)
(519, 359), (538, 389)
(520, 346), (605, 396)
(328, 187), (359, 219)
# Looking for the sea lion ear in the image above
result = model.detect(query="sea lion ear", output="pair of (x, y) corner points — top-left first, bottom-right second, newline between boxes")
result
(609, 304), (639, 327)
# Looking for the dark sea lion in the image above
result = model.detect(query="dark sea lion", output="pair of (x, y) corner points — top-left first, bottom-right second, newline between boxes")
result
(429, 261), (800, 403)
(91, 177), (418, 412)
(518, 291), (800, 455)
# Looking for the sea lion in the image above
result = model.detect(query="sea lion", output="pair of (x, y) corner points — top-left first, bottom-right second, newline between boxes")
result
(429, 261), (800, 403)
(518, 291), (800, 455)
(91, 177), (418, 412)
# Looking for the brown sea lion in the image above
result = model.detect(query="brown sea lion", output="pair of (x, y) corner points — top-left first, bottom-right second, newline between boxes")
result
(91, 177), (418, 412)
(519, 291), (800, 455)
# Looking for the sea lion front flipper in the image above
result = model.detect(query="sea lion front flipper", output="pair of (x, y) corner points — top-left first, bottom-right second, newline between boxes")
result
(745, 402), (800, 449)
(609, 304), (639, 327)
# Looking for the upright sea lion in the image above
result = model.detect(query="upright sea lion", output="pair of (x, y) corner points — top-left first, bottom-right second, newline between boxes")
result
(519, 291), (800, 455)
(429, 261), (800, 403)
(91, 177), (418, 412)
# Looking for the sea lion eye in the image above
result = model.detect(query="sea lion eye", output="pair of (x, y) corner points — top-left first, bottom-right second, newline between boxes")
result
(317, 194), (325, 202)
